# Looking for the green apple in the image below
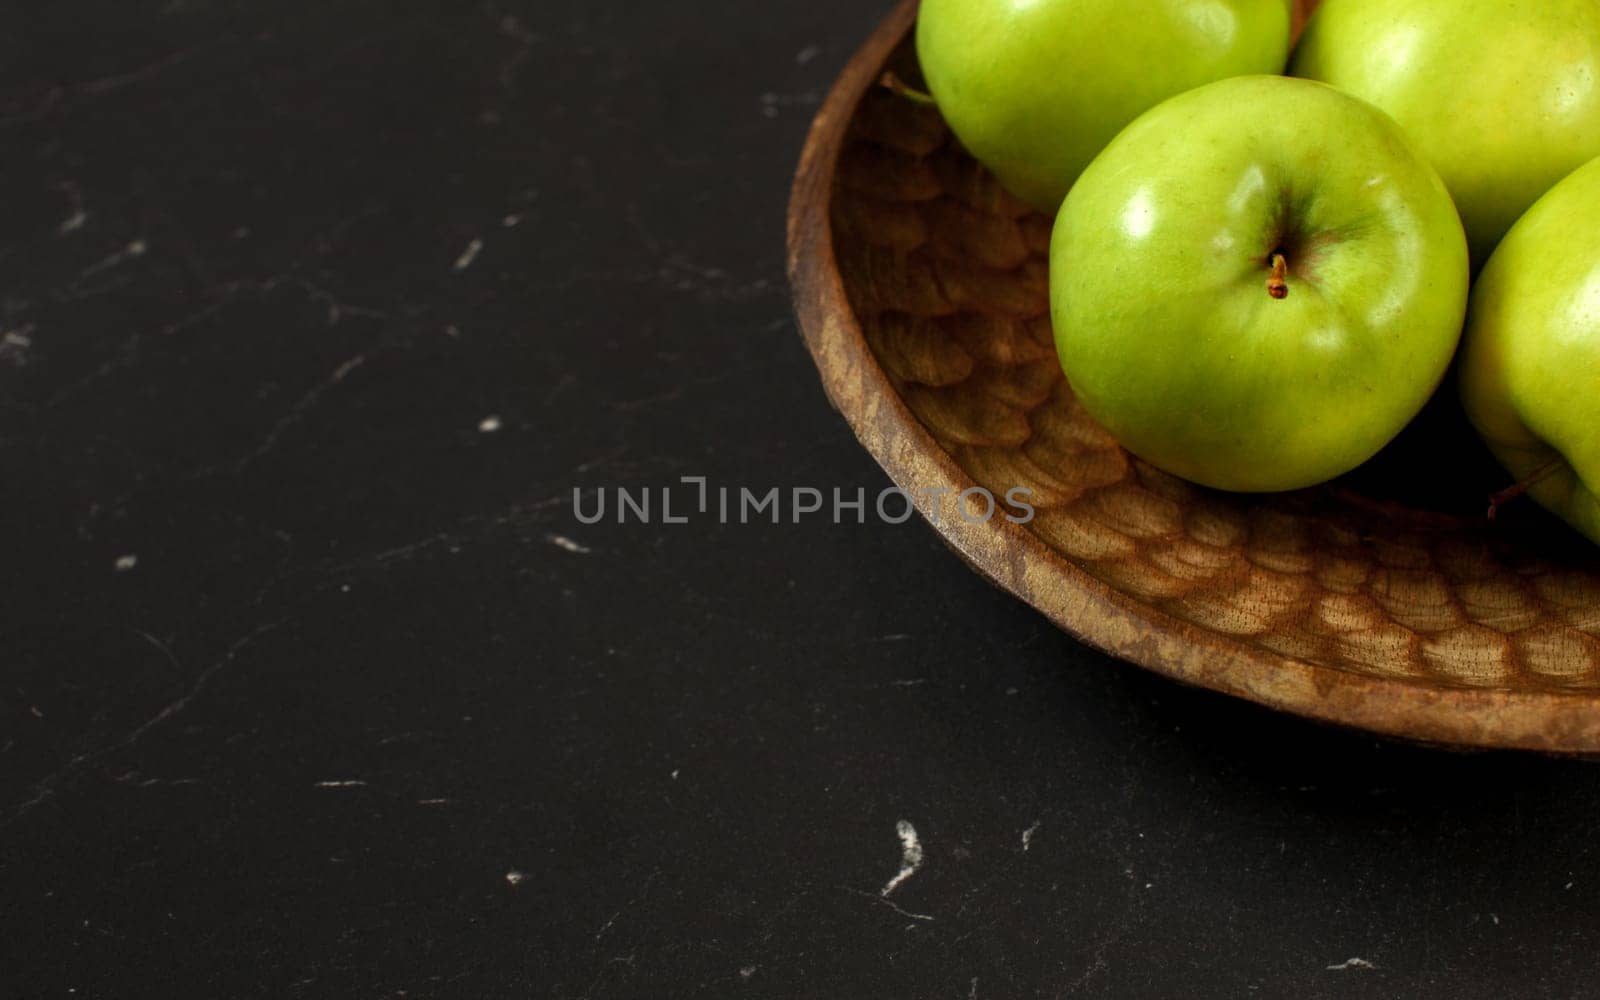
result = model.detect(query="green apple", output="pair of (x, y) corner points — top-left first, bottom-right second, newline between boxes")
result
(1050, 76), (1469, 493)
(916, 0), (1292, 213)
(1291, 0), (1600, 264)
(1460, 156), (1600, 543)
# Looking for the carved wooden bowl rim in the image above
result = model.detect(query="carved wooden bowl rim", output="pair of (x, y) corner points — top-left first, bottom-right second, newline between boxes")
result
(786, 0), (1600, 753)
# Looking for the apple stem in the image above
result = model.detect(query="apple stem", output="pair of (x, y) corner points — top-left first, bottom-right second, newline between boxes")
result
(880, 72), (936, 106)
(1487, 457), (1567, 521)
(1266, 253), (1289, 299)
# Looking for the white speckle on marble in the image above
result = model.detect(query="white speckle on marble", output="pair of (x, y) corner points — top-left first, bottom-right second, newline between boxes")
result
(502, 213), (522, 228)
(547, 533), (590, 554)
(796, 44), (820, 65)
(505, 871), (526, 887)
(1021, 820), (1041, 851)
(671, 769), (680, 780)
(314, 780), (366, 788)
(82, 238), (148, 278)
(739, 966), (757, 980)
(114, 554), (138, 572)
(57, 181), (88, 235)
(881, 819), (924, 897)
(478, 415), (502, 433)
(417, 798), (450, 806)
(1326, 958), (1377, 971)
(0, 326), (34, 364)
(454, 237), (483, 271)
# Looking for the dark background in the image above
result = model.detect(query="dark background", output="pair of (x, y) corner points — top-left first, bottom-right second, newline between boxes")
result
(3, 2), (1599, 997)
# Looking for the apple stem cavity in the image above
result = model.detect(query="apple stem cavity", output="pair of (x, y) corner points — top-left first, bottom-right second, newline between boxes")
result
(1267, 252), (1290, 299)
(880, 72), (936, 106)
(1487, 457), (1567, 521)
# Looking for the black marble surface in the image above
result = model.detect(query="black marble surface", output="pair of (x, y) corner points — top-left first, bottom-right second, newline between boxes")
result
(5, 2), (1600, 997)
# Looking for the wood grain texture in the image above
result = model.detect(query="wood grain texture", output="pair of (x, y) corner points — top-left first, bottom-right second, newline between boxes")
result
(787, 0), (1600, 752)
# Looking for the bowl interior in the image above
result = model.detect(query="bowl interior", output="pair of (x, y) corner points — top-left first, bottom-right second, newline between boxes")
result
(829, 34), (1600, 698)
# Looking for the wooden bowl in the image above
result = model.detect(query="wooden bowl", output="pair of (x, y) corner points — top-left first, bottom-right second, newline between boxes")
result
(787, 0), (1600, 752)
